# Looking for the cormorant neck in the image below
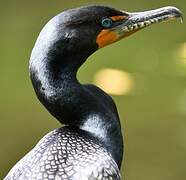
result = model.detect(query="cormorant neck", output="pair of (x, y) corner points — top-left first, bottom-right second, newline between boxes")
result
(30, 47), (90, 123)
(30, 41), (123, 168)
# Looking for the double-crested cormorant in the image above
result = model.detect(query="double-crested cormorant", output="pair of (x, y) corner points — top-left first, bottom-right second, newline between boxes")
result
(5, 5), (182, 180)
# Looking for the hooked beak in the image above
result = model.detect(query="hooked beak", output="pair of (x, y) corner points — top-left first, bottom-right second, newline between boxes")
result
(96, 6), (183, 48)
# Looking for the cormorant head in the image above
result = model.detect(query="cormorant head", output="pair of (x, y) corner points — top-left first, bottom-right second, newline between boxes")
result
(31, 5), (182, 71)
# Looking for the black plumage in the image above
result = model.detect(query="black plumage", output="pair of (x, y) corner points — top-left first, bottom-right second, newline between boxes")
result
(5, 5), (182, 180)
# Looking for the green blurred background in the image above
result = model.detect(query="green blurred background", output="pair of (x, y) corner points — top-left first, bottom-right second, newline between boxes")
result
(0, 0), (186, 179)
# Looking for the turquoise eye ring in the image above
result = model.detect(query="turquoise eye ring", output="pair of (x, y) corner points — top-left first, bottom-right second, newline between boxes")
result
(101, 18), (113, 28)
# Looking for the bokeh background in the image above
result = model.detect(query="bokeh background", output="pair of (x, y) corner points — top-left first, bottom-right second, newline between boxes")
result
(0, 0), (186, 179)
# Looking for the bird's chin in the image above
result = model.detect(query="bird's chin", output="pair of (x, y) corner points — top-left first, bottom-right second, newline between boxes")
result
(96, 6), (182, 48)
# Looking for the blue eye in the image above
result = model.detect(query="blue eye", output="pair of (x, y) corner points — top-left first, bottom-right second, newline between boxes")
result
(101, 18), (113, 28)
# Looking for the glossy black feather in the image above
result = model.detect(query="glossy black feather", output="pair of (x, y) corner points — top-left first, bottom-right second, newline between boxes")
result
(5, 5), (124, 180)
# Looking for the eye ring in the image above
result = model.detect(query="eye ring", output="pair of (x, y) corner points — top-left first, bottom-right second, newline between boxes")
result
(101, 18), (113, 28)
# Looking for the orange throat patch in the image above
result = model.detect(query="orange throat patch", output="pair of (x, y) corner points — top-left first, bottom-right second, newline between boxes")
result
(96, 30), (119, 48)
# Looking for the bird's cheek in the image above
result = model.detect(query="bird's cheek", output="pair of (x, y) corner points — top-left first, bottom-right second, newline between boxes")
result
(96, 30), (119, 48)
